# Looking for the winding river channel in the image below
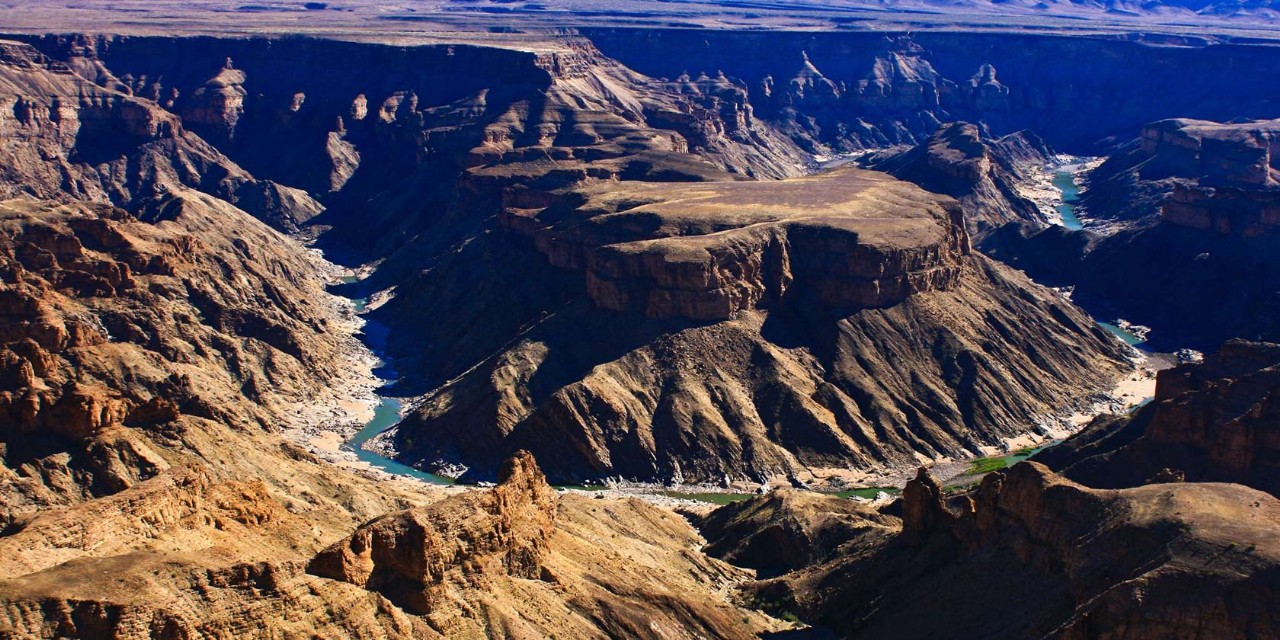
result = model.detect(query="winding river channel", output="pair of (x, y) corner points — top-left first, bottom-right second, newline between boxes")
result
(1051, 168), (1086, 231)
(339, 279), (452, 485)
(1048, 164), (1149, 348)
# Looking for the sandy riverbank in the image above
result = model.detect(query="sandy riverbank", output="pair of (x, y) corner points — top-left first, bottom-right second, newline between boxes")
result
(1014, 155), (1105, 226)
(276, 251), (462, 495)
(281, 247), (1168, 508)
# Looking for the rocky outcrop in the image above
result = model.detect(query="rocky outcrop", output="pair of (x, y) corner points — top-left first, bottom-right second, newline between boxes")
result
(506, 167), (969, 321)
(698, 488), (898, 576)
(746, 461), (1280, 639)
(309, 451), (558, 614)
(0, 193), (359, 530)
(1140, 118), (1280, 189)
(307, 452), (782, 639)
(983, 117), (1280, 349)
(13, 33), (809, 261)
(860, 121), (1052, 237)
(1040, 339), (1280, 497)
(588, 30), (1280, 155)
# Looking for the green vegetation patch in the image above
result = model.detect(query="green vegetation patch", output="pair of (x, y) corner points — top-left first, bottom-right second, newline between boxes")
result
(965, 456), (1009, 475)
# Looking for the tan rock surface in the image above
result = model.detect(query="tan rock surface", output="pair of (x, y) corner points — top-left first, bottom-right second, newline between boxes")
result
(741, 461), (1280, 639)
(310, 452), (783, 639)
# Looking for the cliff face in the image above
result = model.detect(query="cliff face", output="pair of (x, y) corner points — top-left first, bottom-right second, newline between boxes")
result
(586, 30), (1280, 155)
(860, 121), (1052, 237)
(18, 34), (809, 261)
(1081, 117), (1280, 225)
(983, 117), (1280, 349)
(0, 193), (374, 532)
(697, 488), (899, 576)
(381, 168), (1128, 485)
(0, 192), (463, 639)
(506, 168), (970, 321)
(0, 40), (322, 232)
(734, 462), (1280, 640)
(1040, 340), (1280, 497)
(0, 39), (792, 638)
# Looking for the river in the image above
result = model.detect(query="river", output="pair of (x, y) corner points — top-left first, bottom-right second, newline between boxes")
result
(1051, 169), (1086, 231)
(338, 277), (453, 485)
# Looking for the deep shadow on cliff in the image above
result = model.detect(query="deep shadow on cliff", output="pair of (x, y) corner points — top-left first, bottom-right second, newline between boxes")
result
(585, 30), (1280, 155)
(705, 463), (1280, 639)
(1038, 339), (1280, 497)
(380, 169), (1128, 485)
(692, 341), (1280, 639)
(981, 118), (1280, 350)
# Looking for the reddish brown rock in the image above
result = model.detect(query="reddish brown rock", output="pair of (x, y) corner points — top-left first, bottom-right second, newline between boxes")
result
(1041, 340), (1280, 498)
(309, 451), (558, 614)
(746, 462), (1280, 639)
(860, 121), (1053, 238)
(505, 167), (969, 321)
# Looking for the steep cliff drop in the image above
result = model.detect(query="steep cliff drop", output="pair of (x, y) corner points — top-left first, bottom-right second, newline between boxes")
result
(1039, 339), (1280, 497)
(858, 121), (1054, 238)
(2, 19), (1273, 639)
(308, 451), (783, 638)
(728, 461), (1280, 639)
(0, 34), (802, 638)
(690, 341), (1280, 639)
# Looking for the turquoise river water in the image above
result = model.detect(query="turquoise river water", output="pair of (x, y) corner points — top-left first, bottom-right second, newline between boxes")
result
(1051, 169), (1085, 231)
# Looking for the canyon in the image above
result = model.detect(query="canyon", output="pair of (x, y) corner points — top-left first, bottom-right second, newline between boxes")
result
(0, 3), (1278, 639)
(985, 117), (1280, 349)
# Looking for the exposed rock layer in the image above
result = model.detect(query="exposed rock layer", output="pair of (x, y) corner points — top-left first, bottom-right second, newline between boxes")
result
(859, 121), (1052, 237)
(504, 167), (970, 321)
(734, 462), (1280, 639)
(0, 40), (322, 232)
(984, 118), (1280, 349)
(1040, 339), (1280, 497)
(309, 452), (781, 639)
(586, 30), (1280, 154)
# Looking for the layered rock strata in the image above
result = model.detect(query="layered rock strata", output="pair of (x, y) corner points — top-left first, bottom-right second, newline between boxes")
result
(1039, 339), (1280, 497)
(731, 462), (1280, 639)
(0, 40), (322, 232)
(308, 452), (782, 639)
(504, 167), (969, 321)
(859, 121), (1052, 237)
(985, 118), (1280, 349)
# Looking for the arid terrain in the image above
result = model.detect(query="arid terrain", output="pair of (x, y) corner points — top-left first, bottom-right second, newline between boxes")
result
(0, 1), (1278, 639)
